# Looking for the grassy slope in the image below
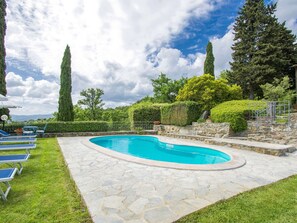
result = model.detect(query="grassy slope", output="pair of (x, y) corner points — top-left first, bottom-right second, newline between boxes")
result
(176, 175), (297, 223)
(0, 138), (92, 223)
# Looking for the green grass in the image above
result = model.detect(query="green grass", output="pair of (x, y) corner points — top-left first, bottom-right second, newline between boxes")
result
(0, 138), (92, 223)
(176, 175), (297, 223)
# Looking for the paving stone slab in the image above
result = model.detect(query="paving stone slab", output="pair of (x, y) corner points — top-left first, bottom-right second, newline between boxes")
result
(58, 136), (297, 223)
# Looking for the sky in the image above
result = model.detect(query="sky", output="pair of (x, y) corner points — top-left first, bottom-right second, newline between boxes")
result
(4, 0), (297, 115)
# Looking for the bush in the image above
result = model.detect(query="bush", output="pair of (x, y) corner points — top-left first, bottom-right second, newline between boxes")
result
(211, 100), (266, 132)
(129, 103), (166, 129)
(5, 121), (109, 133)
(161, 101), (201, 126)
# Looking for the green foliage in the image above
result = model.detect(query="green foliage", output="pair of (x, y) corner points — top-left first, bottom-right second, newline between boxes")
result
(211, 100), (266, 132)
(177, 74), (242, 110)
(230, 0), (297, 99)
(161, 101), (201, 126)
(0, 0), (7, 96)
(77, 88), (104, 120)
(204, 41), (215, 76)
(6, 121), (109, 133)
(129, 103), (165, 129)
(260, 76), (296, 102)
(151, 73), (187, 103)
(57, 45), (74, 121)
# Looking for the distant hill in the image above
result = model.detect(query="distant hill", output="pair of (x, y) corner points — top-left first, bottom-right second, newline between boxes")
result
(11, 114), (53, 122)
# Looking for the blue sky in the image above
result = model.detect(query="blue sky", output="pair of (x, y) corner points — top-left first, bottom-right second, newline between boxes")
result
(4, 0), (297, 115)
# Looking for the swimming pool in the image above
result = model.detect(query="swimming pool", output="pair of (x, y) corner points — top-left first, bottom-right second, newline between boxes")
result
(89, 135), (231, 165)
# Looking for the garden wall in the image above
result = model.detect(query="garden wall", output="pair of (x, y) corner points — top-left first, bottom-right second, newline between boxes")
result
(155, 122), (230, 138)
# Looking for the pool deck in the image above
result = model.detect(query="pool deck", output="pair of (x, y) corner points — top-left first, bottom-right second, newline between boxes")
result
(58, 136), (297, 223)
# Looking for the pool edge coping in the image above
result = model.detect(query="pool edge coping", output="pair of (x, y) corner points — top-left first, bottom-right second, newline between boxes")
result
(82, 135), (246, 171)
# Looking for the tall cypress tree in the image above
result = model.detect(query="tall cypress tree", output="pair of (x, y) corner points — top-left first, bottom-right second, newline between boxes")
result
(229, 0), (297, 99)
(204, 41), (215, 76)
(0, 0), (7, 96)
(57, 45), (74, 121)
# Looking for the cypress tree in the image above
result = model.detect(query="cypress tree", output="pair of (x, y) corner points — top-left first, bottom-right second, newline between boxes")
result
(57, 45), (74, 121)
(229, 0), (297, 99)
(204, 41), (215, 76)
(0, 0), (7, 96)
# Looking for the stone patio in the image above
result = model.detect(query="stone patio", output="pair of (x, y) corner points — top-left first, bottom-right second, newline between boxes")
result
(58, 136), (297, 223)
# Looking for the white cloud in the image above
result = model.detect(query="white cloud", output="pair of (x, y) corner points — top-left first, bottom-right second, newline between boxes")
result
(276, 0), (297, 35)
(5, 0), (221, 115)
(6, 72), (59, 115)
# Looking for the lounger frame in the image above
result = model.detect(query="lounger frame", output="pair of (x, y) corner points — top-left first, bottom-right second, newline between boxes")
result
(0, 168), (17, 201)
(0, 154), (30, 174)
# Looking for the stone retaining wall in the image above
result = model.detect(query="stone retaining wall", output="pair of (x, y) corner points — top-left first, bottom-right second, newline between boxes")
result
(154, 122), (230, 138)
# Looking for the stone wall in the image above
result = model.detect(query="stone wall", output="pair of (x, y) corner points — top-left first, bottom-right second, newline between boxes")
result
(154, 122), (230, 138)
(245, 113), (297, 145)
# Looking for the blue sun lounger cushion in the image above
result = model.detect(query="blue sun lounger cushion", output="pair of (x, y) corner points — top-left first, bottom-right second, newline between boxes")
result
(0, 154), (30, 174)
(0, 144), (36, 154)
(0, 168), (17, 201)
(0, 138), (37, 144)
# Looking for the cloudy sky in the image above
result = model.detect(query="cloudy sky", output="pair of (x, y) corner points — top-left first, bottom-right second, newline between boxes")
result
(4, 0), (297, 115)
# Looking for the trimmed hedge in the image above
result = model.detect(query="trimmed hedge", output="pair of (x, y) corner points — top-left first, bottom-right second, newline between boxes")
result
(161, 101), (201, 126)
(129, 104), (166, 129)
(5, 121), (109, 133)
(211, 100), (266, 132)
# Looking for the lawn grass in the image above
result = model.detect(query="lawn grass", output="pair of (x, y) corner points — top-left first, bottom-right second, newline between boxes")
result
(0, 138), (92, 223)
(176, 175), (297, 223)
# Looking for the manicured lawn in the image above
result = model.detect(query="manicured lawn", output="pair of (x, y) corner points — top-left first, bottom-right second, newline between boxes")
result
(0, 138), (92, 223)
(176, 175), (297, 223)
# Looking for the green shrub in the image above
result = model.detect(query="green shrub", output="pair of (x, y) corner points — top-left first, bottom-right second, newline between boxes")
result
(161, 101), (201, 126)
(211, 100), (266, 132)
(5, 121), (109, 133)
(129, 103), (166, 129)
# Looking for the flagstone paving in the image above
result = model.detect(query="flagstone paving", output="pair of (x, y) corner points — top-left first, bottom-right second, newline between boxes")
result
(58, 136), (297, 223)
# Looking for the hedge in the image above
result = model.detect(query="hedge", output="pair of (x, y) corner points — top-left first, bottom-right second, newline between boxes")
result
(4, 121), (109, 133)
(161, 101), (201, 126)
(129, 104), (166, 129)
(211, 100), (266, 132)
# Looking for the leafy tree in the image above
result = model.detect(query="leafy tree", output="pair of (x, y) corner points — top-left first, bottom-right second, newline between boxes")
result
(229, 1), (297, 99)
(204, 41), (215, 76)
(77, 88), (104, 120)
(102, 106), (129, 122)
(151, 73), (187, 103)
(260, 76), (296, 102)
(73, 105), (89, 121)
(176, 74), (242, 110)
(0, 0), (6, 96)
(57, 45), (74, 121)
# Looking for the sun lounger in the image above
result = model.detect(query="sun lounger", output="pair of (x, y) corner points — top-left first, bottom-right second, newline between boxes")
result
(0, 144), (36, 154)
(0, 154), (30, 174)
(0, 138), (37, 144)
(0, 130), (37, 138)
(0, 168), (17, 201)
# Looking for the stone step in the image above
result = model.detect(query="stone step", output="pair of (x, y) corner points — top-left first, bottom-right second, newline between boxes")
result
(205, 138), (296, 156)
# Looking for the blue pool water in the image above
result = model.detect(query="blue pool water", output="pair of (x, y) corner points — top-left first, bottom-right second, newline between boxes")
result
(90, 135), (231, 165)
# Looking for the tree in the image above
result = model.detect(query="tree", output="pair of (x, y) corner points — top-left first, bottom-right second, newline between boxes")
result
(151, 73), (187, 103)
(260, 76), (296, 102)
(229, 0), (297, 99)
(0, 0), (8, 118)
(204, 41), (215, 76)
(77, 88), (104, 120)
(0, 0), (6, 96)
(176, 74), (242, 110)
(57, 45), (74, 121)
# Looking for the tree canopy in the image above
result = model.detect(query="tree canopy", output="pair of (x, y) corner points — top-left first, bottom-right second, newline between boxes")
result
(0, 0), (6, 96)
(176, 74), (242, 110)
(151, 73), (187, 103)
(204, 41), (215, 76)
(77, 88), (104, 120)
(57, 45), (74, 121)
(229, 0), (297, 99)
